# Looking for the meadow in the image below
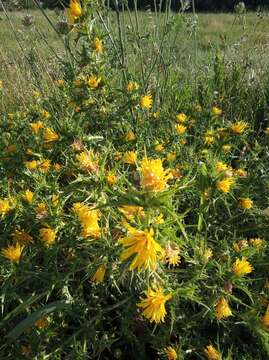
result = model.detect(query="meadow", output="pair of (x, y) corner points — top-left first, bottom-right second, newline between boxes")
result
(1, 2), (269, 359)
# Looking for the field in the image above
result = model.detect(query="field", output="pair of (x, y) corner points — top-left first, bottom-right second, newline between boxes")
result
(1, 3), (269, 360)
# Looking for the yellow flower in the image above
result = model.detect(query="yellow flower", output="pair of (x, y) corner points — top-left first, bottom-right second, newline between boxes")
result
(44, 128), (59, 143)
(106, 172), (117, 185)
(35, 316), (49, 330)
(261, 305), (269, 327)
(56, 79), (65, 87)
(127, 82), (139, 92)
(2, 243), (24, 263)
(195, 104), (202, 112)
(164, 244), (181, 267)
(164, 346), (177, 360)
(175, 124), (186, 135)
(176, 113), (187, 123)
(204, 130), (214, 145)
(233, 240), (248, 252)
(140, 158), (171, 192)
(215, 162), (229, 173)
(215, 297), (232, 320)
(238, 197), (253, 209)
(0, 198), (11, 216)
(216, 177), (235, 193)
(25, 160), (38, 171)
(76, 150), (99, 173)
(203, 248), (213, 262)
(12, 230), (32, 245)
(69, 0), (82, 18)
(92, 37), (103, 53)
(73, 203), (101, 239)
(40, 110), (50, 119)
(40, 227), (56, 246)
(119, 228), (163, 271)
(212, 107), (222, 116)
(232, 257), (253, 276)
(230, 121), (248, 134)
(119, 205), (144, 222)
(265, 128), (269, 135)
(123, 151), (137, 165)
(140, 94), (153, 109)
(125, 131), (136, 141)
(222, 144), (231, 152)
(166, 153), (176, 162)
(51, 194), (59, 206)
(36, 202), (48, 218)
(87, 76), (101, 89)
(249, 237), (264, 249)
(155, 143), (164, 152)
(204, 344), (221, 360)
(39, 159), (51, 172)
(53, 163), (62, 172)
(91, 265), (106, 283)
(22, 190), (34, 204)
(234, 168), (247, 178)
(137, 286), (172, 323)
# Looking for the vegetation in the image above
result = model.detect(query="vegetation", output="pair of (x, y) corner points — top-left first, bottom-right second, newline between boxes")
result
(0, 1), (269, 359)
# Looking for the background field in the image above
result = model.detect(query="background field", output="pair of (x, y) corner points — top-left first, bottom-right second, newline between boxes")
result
(1, 9), (269, 111)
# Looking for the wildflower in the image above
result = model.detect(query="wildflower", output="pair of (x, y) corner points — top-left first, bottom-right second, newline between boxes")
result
(175, 124), (186, 135)
(73, 79), (82, 86)
(265, 128), (269, 135)
(232, 257), (253, 276)
(68, 0), (82, 19)
(140, 94), (153, 109)
(119, 228), (163, 271)
(2, 243), (24, 263)
(12, 230), (32, 245)
(123, 151), (137, 165)
(164, 346), (177, 360)
(125, 131), (136, 141)
(51, 194), (59, 206)
(36, 203), (48, 219)
(238, 197), (253, 209)
(137, 286), (172, 323)
(222, 144), (231, 152)
(140, 157), (171, 192)
(114, 151), (122, 161)
(216, 177), (234, 193)
(234, 168), (247, 178)
(166, 153), (176, 162)
(164, 243), (181, 267)
(35, 316), (49, 330)
(106, 172), (117, 185)
(216, 162), (229, 173)
(53, 163), (62, 172)
(155, 143), (164, 152)
(39, 159), (51, 172)
(212, 107), (222, 116)
(204, 344), (221, 360)
(204, 130), (214, 145)
(127, 82), (139, 92)
(91, 265), (106, 283)
(21, 344), (32, 357)
(203, 248), (213, 262)
(25, 160), (38, 171)
(44, 128), (59, 143)
(92, 37), (103, 53)
(40, 110), (50, 119)
(73, 203), (101, 239)
(215, 297), (232, 319)
(0, 198), (11, 216)
(22, 190), (34, 204)
(119, 205), (144, 222)
(56, 79), (65, 87)
(87, 76), (101, 89)
(40, 227), (56, 246)
(261, 305), (269, 327)
(176, 113), (187, 123)
(233, 240), (248, 252)
(249, 237), (264, 249)
(195, 104), (202, 112)
(230, 121), (248, 134)
(76, 150), (99, 173)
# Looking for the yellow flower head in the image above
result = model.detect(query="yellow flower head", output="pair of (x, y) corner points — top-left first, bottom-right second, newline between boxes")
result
(222, 144), (231, 152)
(215, 162), (229, 173)
(119, 228), (163, 271)
(44, 128), (59, 143)
(36, 202), (48, 218)
(2, 243), (24, 263)
(39, 159), (51, 172)
(12, 230), (32, 245)
(35, 316), (49, 330)
(137, 286), (172, 323)
(29, 121), (44, 134)
(164, 243), (181, 267)
(25, 160), (38, 171)
(22, 189), (34, 203)
(106, 172), (117, 185)
(166, 153), (176, 162)
(238, 197), (253, 209)
(230, 121), (248, 134)
(69, 0), (82, 18)
(212, 107), (222, 116)
(215, 297), (232, 319)
(249, 237), (264, 249)
(261, 305), (269, 327)
(140, 157), (171, 192)
(40, 110), (50, 119)
(155, 143), (164, 152)
(91, 265), (106, 284)
(0, 198), (11, 216)
(216, 177), (235, 193)
(204, 344), (221, 360)
(92, 38), (103, 54)
(127, 82), (139, 92)
(40, 227), (56, 246)
(232, 257), (253, 276)
(123, 151), (137, 165)
(176, 113), (187, 123)
(164, 346), (177, 360)
(56, 79), (65, 87)
(195, 104), (202, 112)
(140, 94), (153, 109)
(203, 248), (213, 262)
(234, 168), (247, 178)
(119, 205), (144, 222)
(76, 150), (99, 173)
(87, 76), (101, 89)
(175, 124), (186, 135)
(73, 203), (101, 239)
